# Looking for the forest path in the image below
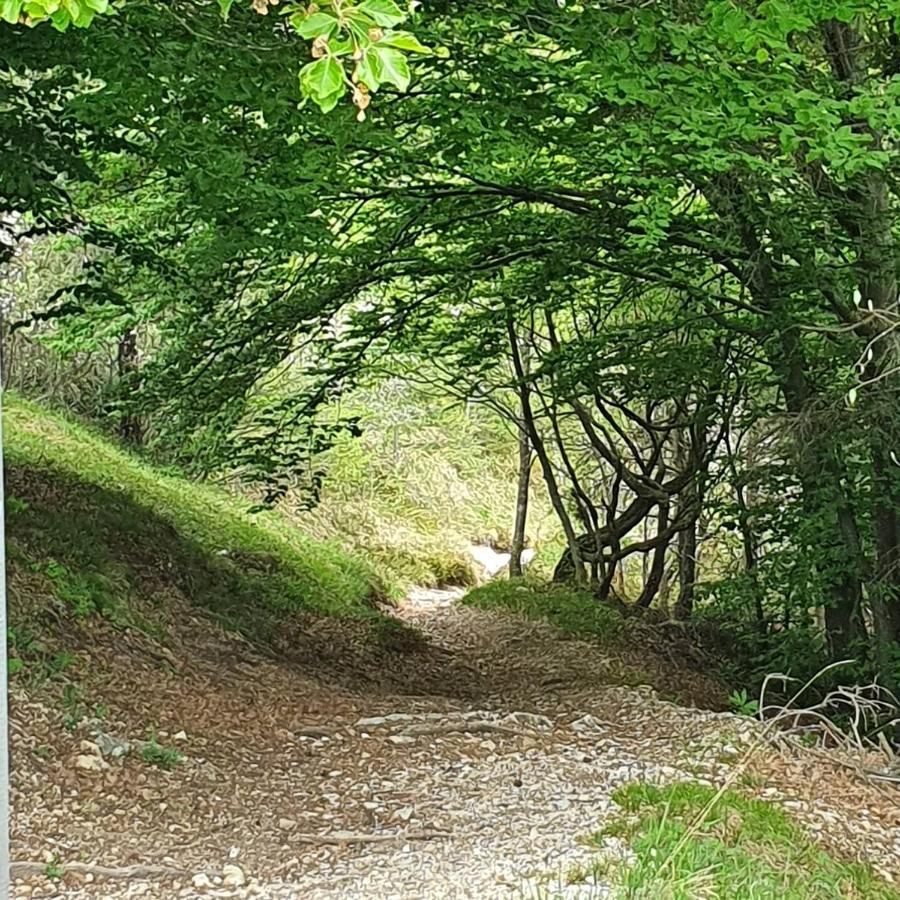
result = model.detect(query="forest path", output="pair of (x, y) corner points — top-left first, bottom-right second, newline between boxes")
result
(11, 577), (900, 899)
(223, 587), (740, 899)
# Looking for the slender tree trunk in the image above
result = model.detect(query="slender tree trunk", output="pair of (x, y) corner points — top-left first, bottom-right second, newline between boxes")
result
(509, 421), (532, 578)
(506, 313), (585, 584)
(735, 480), (766, 633)
(116, 327), (143, 446)
(636, 503), (669, 608)
(821, 18), (900, 695)
(674, 512), (698, 619)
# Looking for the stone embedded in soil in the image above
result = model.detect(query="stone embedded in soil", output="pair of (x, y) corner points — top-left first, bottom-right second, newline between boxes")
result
(222, 864), (246, 887)
(73, 753), (108, 772)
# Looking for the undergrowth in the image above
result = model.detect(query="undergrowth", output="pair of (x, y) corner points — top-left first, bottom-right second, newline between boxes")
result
(289, 383), (558, 598)
(591, 782), (899, 899)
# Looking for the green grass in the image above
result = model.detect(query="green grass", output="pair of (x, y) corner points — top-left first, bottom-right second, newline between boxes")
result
(291, 386), (559, 598)
(593, 782), (899, 899)
(4, 395), (391, 649)
(462, 579), (624, 642)
(139, 735), (183, 770)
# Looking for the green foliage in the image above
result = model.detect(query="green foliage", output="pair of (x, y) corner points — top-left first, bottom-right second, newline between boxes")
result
(2, 0), (427, 113)
(462, 580), (624, 643)
(5, 496), (30, 515)
(727, 688), (759, 718)
(5, 0), (900, 700)
(8, 625), (75, 685)
(40, 558), (113, 618)
(1, 0), (111, 31)
(600, 782), (899, 899)
(42, 857), (63, 880)
(140, 733), (182, 770)
(60, 682), (88, 730)
(292, 0), (431, 116)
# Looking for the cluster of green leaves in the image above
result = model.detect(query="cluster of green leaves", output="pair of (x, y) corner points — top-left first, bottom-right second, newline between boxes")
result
(288, 0), (432, 115)
(140, 733), (183, 770)
(0, 0), (110, 31)
(3, 0), (427, 113)
(727, 688), (759, 717)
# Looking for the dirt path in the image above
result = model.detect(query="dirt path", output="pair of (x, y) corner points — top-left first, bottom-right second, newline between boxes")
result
(11, 587), (900, 899)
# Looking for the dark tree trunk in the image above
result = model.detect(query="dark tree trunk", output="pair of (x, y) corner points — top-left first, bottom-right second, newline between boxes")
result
(636, 504), (670, 608)
(821, 17), (900, 693)
(674, 512), (698, 619)
(506, 313), (585, 585)
(509, 423), (532, 578)
(116, 328), (143, 446)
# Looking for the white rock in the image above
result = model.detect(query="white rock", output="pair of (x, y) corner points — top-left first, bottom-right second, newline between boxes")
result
(503, 711), (553, 731)
(571, 714), (606, 733)
(388, 735), (415, 745)
(222, 864), (245, 887)
(191, 873), (212, 890)
(174, 730), (188, 741)
(73, 753), (107, 772)
(278, 817), (297, 830)
(92, 731), (131, 759)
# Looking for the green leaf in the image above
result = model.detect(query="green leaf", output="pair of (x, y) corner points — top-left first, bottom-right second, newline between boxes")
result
(48, 5), (69, 27)
(293, 10), (339, 39)
(299, 57), (346, 110)
(357, 0), (405, 27)
(357, 50), (382, 91)
(380, 30), (430, 54)
(317, 88), (344, 113)
(371, 45), (410, 91)
(217, 0), (234, 20)
(1, 0), (21, 23)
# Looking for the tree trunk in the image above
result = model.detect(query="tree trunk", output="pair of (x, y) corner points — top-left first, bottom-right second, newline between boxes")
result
(674, 511), (698, 619)
(509, 422), (532, 578)
(116, 328), (143, 446)
(506, 313), (585, 585)
(822, 17), (900, 694)
(636, 503), (670, 608)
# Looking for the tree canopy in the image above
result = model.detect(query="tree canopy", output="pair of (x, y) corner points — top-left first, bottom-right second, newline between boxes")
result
(3, 0), (900, 696)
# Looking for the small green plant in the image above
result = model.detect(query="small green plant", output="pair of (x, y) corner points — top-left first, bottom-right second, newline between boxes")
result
(50, 651), (74, 673)
(728, 688), (759, 717)
(140, 734), (183, 770)
(44, 559), (100, 617)
(60, 682), (88, 730)
(7, 627), (81, 686)
(43, 856), (63, 879)
(6, 496), (30, 515)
